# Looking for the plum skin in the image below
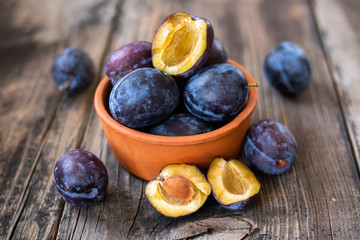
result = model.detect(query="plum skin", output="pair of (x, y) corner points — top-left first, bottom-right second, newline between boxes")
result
(212, 193), (258, 210)
(109, 68), (179, 129)
(205, 37), (228, 66)
(148, 113), (214, 136)
(184, 63), (249, 122)
(53, 149), (108, 207)
(263, 41), (311, 95)
(105, 41), (153, 86)
(244, 119), (297, 175)
(51, 47), (95, 93)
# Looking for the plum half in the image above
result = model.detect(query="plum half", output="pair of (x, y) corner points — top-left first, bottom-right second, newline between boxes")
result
(207, 157), (260, 210)
(145, 163), (211, 218)
(152, 12), (214, 79)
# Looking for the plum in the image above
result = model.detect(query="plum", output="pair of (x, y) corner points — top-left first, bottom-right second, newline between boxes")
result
(109, 68), (179, 129)
(145, 163), (211, 217)
(148, 113), (214, 136)
(152, 12), (214, 79)
(105, 41), (153, 86)
(205, 37), (228, 66)
(207, 157), (260, 210)
(53, 149), (108, 206)
(184, 63), (249, 122)
(244, 119), (297, 174)
(51, 48), (95, 93)
(263, 41), (311, 95)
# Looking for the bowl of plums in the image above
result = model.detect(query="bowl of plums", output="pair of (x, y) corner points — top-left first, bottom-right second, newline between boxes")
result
(95, 12), (258, 182)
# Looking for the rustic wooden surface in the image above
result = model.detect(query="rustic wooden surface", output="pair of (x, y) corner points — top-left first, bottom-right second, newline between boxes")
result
(1, 0), (359, 239)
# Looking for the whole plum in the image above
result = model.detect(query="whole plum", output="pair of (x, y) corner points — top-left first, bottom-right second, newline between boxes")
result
(244, 119), (297, 174)
(109, 68), (179, 129)
(105, 41), (153, 86)
(51, 48), (95, 93)
(148, 113), (214, 136)
(263, 41), (311, 95)
(184, 63), (248, 122)
(54, 149), (108, 206)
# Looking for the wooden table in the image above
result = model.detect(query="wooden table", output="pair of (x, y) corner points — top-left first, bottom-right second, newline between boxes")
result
(1, 0), (360, 239)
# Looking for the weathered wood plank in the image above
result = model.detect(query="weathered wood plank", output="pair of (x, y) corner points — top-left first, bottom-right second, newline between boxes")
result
(235, 0), (360, 239)
(0, 0), (64, 237)
(0, 0), (118, 239)
(311, 0), (360, 174)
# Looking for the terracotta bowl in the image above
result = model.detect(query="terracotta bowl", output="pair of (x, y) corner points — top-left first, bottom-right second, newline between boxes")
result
(94, 60), (258, 181)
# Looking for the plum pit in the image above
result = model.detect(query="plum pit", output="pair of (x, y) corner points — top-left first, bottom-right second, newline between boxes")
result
(160, 174), (195, 203)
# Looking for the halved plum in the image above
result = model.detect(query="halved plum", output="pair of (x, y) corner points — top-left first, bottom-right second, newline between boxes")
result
(207, 157), (260, 210)
(145, 163), (211, 217)
(152, 12), (214, 79)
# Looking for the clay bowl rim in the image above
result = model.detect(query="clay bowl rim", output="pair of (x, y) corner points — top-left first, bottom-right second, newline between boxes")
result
(94, 59), (258, 145)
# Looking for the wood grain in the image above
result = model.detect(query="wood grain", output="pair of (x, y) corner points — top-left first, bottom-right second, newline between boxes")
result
(238, 0), (360, 239)
(311, 0), (360, 172)
(0, 0), (118, 239)
(1, 0), (360, 239)
(155, 216), (254, 239)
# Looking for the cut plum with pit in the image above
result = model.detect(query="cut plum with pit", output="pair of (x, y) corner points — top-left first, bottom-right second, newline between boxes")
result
(145, 163), (211, 217)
